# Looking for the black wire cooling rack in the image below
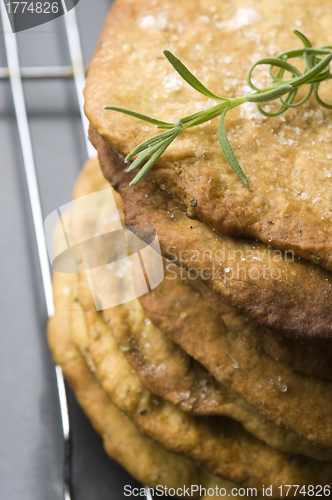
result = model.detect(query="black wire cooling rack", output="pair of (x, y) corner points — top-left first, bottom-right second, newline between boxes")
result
(0, 1), (151, 498)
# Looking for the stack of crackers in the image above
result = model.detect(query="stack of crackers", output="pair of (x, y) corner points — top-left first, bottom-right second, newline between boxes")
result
(48, 0), (332, 497)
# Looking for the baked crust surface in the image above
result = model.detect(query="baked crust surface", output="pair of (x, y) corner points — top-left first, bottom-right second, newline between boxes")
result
(48, 157), (332, 497)
(90, 127), (332, 340)
(84, 0), (332, 270)
(72, 168), (332, 459)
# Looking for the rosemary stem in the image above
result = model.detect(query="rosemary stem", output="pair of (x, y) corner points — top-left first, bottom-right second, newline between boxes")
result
(105, 30), (332, 186)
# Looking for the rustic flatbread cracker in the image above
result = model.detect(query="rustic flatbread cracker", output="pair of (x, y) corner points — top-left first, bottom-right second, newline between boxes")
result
(83, 298), (332, 494)
(48, 163), (263, 498)
(139, 263), (332, 449)
(81, 156), (332, 381)
(185, 273), (332, 381)
(79, 274), (332, 461)
(72, 157), (110, 199)
(70, 167), (332, 460)
(49, 270), (240, 497)
(72, 158), (332, 459)
(84, 0), (332, 273)
(90, 127), (332, 341)
(78, 155), (332, 452)
(48, 157), (332, 497)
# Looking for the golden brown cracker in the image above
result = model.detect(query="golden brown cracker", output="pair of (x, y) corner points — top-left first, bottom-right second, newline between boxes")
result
(49, 270), (231, 496)
(72, 159), (332, 460)
(84, 300), (332, 495)
(139, 263), (332, 449)
(90, 126), (332, 341)
(84, 0), (332, 272)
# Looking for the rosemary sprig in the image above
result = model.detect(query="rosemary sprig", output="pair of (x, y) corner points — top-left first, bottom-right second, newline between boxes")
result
(104, 30), (332, 186)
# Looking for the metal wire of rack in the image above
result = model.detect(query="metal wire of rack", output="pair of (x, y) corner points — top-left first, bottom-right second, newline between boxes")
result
(0, 3), (150, 499)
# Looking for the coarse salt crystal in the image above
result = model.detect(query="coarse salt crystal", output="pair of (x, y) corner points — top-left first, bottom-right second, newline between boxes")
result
(224, 55), (233, 64)
(163, 73), (183, 91)
(138, 13), (168, 29)
(227, 8), (262, 30)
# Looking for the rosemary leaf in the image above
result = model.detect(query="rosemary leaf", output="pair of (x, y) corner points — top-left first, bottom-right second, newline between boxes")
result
(217, 109), (249, 186)
(292, 53), (332, 88)
(247, 58), (302, 91)
(163, 50), (227, 101)
(104, 105), (174, 129)
(127, 142), (167, 172)
(280, 85), (313, 108)
(313, 83), (332, 109)
(246, 84), (293, 103)
(130, 135), (178, 186)
(257, 88), (297, 117)
(293, 30), (312, 48)
(126, 128), (177, 160)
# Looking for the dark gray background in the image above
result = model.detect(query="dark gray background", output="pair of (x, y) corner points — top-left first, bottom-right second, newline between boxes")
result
(0, 1), (142, 498)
